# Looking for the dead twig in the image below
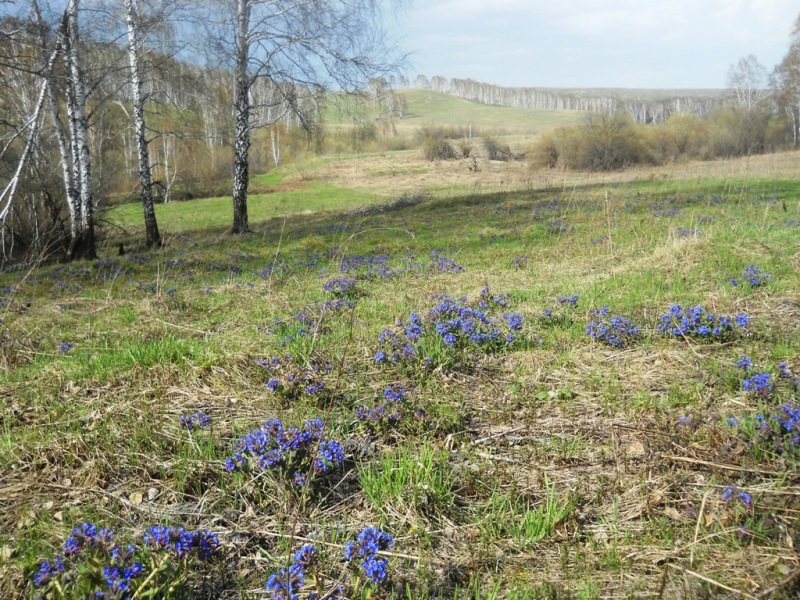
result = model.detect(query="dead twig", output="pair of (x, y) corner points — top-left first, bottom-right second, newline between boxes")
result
(663, 455), (794, 478)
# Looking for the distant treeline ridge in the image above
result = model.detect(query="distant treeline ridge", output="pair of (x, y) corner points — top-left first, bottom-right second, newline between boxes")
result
(405, 75), (729, 124)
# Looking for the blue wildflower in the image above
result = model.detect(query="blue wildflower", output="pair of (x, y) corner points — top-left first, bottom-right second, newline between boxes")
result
(179, 412), (211, 430)
(722, 485), (752, 510)
(505, 312), (524, 330)
(33, 557), (65, 586)
(344, 527), (394, 585)
(742, 372), (772, 397)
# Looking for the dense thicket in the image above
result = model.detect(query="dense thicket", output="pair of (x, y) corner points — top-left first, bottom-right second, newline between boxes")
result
(530, 107), (783, 172)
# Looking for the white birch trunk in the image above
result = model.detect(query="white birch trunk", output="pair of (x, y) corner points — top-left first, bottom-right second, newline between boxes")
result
(64, 0), (96, 258)
(0, 63), (51, 222)
(231, 0), (251, 234)
(32, 0), (76, 239)
(124, 0), (160, 247)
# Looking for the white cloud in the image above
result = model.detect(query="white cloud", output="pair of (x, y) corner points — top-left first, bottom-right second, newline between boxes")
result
(395, 0), (800, 87)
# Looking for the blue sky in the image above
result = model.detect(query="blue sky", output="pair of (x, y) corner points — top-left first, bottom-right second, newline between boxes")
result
(392, 0), (799, 89)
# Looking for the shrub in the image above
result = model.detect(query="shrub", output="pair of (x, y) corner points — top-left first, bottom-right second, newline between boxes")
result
(421, 135), (458, 161)
(483, 136), (523, 161)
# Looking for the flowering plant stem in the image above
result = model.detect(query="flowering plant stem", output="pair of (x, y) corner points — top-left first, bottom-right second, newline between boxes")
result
(131, 553), (173, 599)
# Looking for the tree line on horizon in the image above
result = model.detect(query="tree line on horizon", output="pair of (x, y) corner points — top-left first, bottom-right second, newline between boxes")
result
(407, 18), (800, 145)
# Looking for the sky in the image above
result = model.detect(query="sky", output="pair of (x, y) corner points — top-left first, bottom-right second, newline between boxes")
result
(391, 0), (799, 89)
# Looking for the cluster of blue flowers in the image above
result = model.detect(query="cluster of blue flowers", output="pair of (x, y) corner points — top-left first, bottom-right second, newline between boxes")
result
(749, 403), (800, 453)
(265, 544), (327, 600)
(34, 522), (219, 599)
(557, 294), (579, 307)
(336, 250), (463, 280)
(774, 402), (800, 445)
(673, 226), (703, 238)
(322, 276), (358, 297)
(354, 383), (428, 429)
(729, 265), (771, 288)
(547, 219), (571, 234)
(258, 356), (333, 401)
(428, 250), (464, 274)
(742, 372), (773, 397)
(272, 298), (356, 342)
(143, 526), (220, 560)
(264, 530), (393, 600)
(657, 304), (748, 340)
(738, 358), (797, 399)
(374, 289), (523, 369)
(223, 417), (345, 488)
(738, 357), (799, 399)
(649, 203), (682, 217)
(722, 485), (752, 510)
(542, 294), (579, 319)
(512, 255), (529, 269)
(344, 527), (394, 584)
(585, 306), (639, 348)
(429, 293), (520, 348)
(340, 253), (394, 278)
(734, 361), (800, 454)
(179, 411), (211, 430)
(58, 341), (74, 353)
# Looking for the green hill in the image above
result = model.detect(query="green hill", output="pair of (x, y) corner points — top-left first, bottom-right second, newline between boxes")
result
(325, 89), (584, 138)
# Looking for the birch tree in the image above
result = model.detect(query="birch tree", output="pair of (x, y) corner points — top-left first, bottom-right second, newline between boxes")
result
(205, 0), (406, 234)
(727, 54), (769, 110)
(771, 15), (800, 148)
(61, 0), (97, 259)
(123, 0), (160, 247)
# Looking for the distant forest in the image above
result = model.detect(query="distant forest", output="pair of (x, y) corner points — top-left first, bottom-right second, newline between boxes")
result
(407, 75), (726, 124)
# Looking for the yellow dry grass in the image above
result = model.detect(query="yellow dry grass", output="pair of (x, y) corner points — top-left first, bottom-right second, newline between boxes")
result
(302, 149), (800, 198)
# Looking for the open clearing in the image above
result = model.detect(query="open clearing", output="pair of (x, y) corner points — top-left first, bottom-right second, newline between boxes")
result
(3, 121), (800, 598)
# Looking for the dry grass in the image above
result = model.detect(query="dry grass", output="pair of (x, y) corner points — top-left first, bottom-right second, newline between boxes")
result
(308, 149), (800, 199)
(2, 154), (800, 599)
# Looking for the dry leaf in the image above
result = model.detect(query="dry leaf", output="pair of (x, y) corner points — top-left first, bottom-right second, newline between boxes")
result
(130, 492), (143, 505)
(626, 441), (645, 458)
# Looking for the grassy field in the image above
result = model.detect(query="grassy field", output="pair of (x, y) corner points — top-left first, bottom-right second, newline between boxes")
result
(3, 153), (800, 598)
(326, 89), (584, 138)
(4, 85), (800, 597)
(106, 172), (387, 238)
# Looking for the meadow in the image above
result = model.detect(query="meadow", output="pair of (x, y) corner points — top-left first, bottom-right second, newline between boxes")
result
(1, 97), (800, 598)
